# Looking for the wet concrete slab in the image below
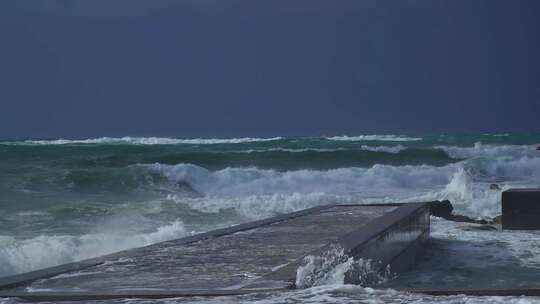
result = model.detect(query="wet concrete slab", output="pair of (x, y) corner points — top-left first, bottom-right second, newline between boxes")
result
(0, 203), (430, 301)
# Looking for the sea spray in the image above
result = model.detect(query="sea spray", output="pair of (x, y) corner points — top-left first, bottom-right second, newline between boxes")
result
(436, 168), (507, 217)
(444, 168), (473, 202)
(295, 245), (392, 288)
(0, 220), (187, 276)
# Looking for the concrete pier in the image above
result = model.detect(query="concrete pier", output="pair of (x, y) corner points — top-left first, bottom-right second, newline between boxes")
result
(0, 203), (429, 301)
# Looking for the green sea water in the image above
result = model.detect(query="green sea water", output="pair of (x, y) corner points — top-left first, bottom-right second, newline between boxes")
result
(1, 134), (540, 301)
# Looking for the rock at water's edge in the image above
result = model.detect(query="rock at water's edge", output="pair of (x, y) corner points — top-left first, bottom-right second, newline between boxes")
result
(490, 184), (501, 190)
(428, 200), (453, 218)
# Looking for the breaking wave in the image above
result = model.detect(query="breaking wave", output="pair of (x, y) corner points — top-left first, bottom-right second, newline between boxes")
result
(438, 142), (539, 159)
(296, 245), (390, 288)
(143, 163), (455, 197)
(144, 150), (540, 218)
(403, 154), (540, 218)
(0, 220), (187, 277)
(405, 168), (506, 218)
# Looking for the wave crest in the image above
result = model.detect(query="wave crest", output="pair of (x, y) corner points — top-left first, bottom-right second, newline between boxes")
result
(0, 220), (186, 277)
(438, 142), (539, 159)
(296, 245), (390, 288)
(24, 136), (283, 145)
(143, 163), (454, 197)
(146, 151), (540, 219)
(327, 135), (422, 142)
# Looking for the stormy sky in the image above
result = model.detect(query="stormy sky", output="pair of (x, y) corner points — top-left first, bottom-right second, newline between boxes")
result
(1, 0), (539, 139)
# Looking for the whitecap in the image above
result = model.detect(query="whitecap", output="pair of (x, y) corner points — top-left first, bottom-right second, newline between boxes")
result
(327, 135), (422, 142)
(0, 220), (186, 277)
(438, 142), (538, 159)
(24, 136), (282, 145)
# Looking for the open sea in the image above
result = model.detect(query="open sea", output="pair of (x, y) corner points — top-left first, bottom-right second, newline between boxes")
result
(1, 134), (540, 303)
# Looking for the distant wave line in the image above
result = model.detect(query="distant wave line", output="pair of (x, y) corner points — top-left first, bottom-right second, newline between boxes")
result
(326, 135), (422, 142)
(23, 136), (284, 145)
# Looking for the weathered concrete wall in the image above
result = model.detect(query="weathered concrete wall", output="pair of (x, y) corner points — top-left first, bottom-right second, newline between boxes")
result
(502, 189), (540, 230)
(261, 202), (430, 287)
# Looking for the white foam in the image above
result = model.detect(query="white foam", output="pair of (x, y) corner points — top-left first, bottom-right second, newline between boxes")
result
(146, 149), (540, 219)
(233, 146), (406, 154)
(296, 245), (389, 289)
(327, 135), (422, 142)
(235, 148), (347, 153)
(24, 136), (282, 145)
(438, 142), (538, 159)
(401, 144), (540, 217)
(403, 168), (507, 218)
(0, 220), (186, 277)
(24, 287), (55, 292)
(51, 270), (102, 279)
(191, 283), (540, 304)
(144, 163), (454, 198)
(168, 192), (358, 219)
(359, 145), (406, 153)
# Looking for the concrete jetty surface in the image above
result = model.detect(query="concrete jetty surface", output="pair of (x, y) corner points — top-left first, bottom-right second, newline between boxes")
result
(0, 203), (430, 301)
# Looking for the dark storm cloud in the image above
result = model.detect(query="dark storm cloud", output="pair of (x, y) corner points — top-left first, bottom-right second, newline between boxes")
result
(1, 0), (539, 139)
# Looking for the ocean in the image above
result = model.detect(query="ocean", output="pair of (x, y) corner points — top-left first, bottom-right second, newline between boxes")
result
(1, 134), (540, 303)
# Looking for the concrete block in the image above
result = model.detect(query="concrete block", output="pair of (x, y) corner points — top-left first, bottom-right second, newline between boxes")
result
(502, 188), (540, 230)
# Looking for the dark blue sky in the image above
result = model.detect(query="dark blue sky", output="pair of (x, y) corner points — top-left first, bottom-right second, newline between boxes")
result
(1, 0), (539, 139)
